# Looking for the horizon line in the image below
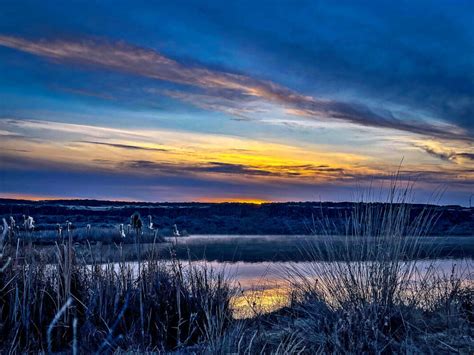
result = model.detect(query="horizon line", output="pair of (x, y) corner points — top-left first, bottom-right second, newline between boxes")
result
(0, 196), (470, 208)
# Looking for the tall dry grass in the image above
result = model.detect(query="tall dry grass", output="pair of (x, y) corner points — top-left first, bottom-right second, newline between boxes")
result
(0, 182), (472, 354)
(0, 219), (234, 353)
(278, 182), (473, 353)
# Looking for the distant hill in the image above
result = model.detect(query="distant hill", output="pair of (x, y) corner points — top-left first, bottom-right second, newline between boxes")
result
(0, 199), (473, 236)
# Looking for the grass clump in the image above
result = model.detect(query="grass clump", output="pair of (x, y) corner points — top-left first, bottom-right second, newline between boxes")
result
(0, 219), (233, 353)
(274, 183), (474, 353)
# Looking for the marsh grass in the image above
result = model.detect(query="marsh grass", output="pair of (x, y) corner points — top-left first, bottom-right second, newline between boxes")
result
(0, 180), (472, 354)
(28, 225), (166, 245)
(0, 220), (234, 353)
(275, 182), (474, 353)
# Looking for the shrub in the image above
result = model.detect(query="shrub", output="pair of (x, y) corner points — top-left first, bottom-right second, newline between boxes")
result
(0, 224), (233, 353)
(279, 183), (474, 353)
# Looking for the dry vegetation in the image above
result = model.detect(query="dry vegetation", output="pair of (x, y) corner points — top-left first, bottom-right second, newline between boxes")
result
(280, 186), (473, 353)
(0, 187), (473, 353)
(0, 219), (234, 353)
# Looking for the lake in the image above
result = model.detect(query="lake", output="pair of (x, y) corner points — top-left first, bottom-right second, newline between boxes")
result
(31, 233), (474, 263)
(195, 258), (474, 318)
(36, 234), (474, 318)
(110, 257), (474, 318)
(167, 234), (474, 261)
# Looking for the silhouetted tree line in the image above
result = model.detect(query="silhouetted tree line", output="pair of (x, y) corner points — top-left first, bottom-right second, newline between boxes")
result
(0, 200), (473, 235)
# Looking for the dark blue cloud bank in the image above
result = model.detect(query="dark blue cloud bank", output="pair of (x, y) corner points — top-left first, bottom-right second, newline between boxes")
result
(1, 0), (473, 136)
(4, 0), (474, 131)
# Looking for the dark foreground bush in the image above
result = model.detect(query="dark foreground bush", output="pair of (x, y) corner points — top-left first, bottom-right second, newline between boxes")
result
(270, 278), (472, 354)
(240, 184), (474, 354)
(0, 219), (233, 353)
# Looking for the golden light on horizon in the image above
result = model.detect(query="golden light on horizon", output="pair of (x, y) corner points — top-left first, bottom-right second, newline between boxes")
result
(2, 119), (473, 203)
(196, 197), (270, 204)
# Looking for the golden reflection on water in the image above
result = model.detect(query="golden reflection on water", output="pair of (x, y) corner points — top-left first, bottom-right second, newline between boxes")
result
(231, 286), (291, 319)
(222, 259), (474, 319)
(104, 258), (473, 319)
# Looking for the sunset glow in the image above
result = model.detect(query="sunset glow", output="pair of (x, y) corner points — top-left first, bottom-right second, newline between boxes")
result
(0, 1), (473, 204)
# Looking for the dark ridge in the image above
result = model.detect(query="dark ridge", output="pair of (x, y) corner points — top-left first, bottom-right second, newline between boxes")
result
(1, 198), (473, 236)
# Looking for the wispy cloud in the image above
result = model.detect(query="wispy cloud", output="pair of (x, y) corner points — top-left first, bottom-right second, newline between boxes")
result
(415, 145), (455, 162)
(78, 140), (168, 152)
(413, 143), (474, 164)
(1, 118), (148, 140)
(121, 160), (346, 179)
(456, 153), (474, 162)
(158, 89), (267, 120)
(0, 35), (470, 142)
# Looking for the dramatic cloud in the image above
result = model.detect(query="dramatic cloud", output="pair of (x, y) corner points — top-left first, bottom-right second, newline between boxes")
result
(0, 1), (472, 205)
(181, 1), (474, 135)
(0, 35), (470, 142)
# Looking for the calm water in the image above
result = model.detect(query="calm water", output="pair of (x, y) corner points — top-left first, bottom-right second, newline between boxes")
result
(80, 234), (474, 317)
(116, 258), (473, 318)
(198, 259), (473, 317)
(165, 234), (474, 262)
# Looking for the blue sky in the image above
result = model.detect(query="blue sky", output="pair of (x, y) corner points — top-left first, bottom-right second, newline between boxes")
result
(0, 1), (473, 204)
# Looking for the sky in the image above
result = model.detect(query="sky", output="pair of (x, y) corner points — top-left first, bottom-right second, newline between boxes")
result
(0, 0), (473, 205)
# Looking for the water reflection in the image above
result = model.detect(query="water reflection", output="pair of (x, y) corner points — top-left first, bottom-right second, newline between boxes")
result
(197, 259), (473, 318)
(96, 258), (473, 319)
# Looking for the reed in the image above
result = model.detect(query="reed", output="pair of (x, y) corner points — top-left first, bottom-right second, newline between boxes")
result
(278, 181), (473, 353)
(0, 182), (472, 353)
(0, 226), (234, 353)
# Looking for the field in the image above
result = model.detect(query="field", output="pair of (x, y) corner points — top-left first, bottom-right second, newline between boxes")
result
(0, 199), (473, 353)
